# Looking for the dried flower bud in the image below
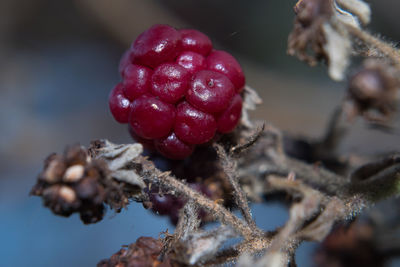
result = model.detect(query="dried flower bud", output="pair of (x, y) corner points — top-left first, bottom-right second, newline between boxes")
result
(63, 164), (85, 182)
(31, 144), (133, 224)
(294, 0), (333, 27)
(98, 237), (173, 267)
(345, 60), (399, 121)
(40, 154), (66, 183)
(42, 185), (80, 216)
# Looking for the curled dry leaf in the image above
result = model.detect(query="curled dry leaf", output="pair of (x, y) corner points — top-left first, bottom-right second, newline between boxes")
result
(288, 0), (371, 81)
(241, 85), (263, 128)
(89, 139), (146, 189)
(174, 226), (237, 265)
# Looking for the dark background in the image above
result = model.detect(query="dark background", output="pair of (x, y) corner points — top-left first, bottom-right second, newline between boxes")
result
(1, 0), (399, 266)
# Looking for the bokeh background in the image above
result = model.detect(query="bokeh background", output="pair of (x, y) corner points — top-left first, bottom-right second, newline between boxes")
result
(1, 0), (400, 266)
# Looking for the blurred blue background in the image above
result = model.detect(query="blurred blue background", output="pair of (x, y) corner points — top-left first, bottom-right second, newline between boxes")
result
(1, 0), (400, 266)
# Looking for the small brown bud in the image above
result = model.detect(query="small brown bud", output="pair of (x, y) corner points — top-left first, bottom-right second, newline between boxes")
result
(59, 186), (77, 203)
(349, 69), (385, 102)
(345, 60), (398, 121)
(41, 155), (66, 183)
(63, 164), (85, 183)
(75, 177), (99, 200)
(64, 145), (88, 165)
(295, 0), (333, 27)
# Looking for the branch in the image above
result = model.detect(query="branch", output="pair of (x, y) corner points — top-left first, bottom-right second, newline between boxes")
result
(214, 143), (259, 232)
(344, 23), (400, 67)
(134, 156), (258, 240)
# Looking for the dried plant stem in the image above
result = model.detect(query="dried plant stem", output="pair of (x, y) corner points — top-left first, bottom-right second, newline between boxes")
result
(344, 23), (400, 66)
(136, 157), (258, 239)
(214, 144), (259, 232)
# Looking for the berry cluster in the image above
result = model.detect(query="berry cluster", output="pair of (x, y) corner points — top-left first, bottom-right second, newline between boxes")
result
(109, 24), (245, 159)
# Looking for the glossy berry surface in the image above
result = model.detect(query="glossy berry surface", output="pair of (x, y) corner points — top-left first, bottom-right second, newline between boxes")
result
(217, 94), (243, 133)
(109, 83), (131, 123)
(187, 70), (235, 114)
(123, 64), (152, 100)
(131, 24), (182, 68)
(206, 50), (245, 92)
(109, 24), (245, 159)
(154, 132), (195, 160)
(180, 29), (212, 56)
(175, 102), (217, 145)
(176, 51), (206, 74)
(129, 95), (175, 139)
(151, 63), (190, 103)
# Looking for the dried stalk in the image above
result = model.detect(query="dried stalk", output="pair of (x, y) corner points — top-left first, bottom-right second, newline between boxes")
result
(214, 143), (259, 232)
(135, 156), (257, 240)
(344, 23), (400, 66)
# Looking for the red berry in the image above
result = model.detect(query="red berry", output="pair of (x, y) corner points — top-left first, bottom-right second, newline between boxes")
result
(150, 63), (190, 104)
(180, 29), (212, 56)
(119, 49), (132, 77)
(217, 94), (242, 133)
(176, 51), (206, 74)
(187, 70), (235, 114)
(123, 64), (152, 101)
(149, 191), (174, 215)
(110, 25), (245, 159)
(175, 101), (217, 144)
(109, 83), (131, 123)
(154, 132), (194, 159)
(131, 24), (182, 68)
(129, 95), (175, 139)
(206, 50), (245, 92)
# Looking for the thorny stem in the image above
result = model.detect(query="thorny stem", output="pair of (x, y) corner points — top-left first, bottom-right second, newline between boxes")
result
(135, 156), (258, 239)
(344, 23), (400, 67)
(214, 144), (259, 232)
(231, 124), (265, 155)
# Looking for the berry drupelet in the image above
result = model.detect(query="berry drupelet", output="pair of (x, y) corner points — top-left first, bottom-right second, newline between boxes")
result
(109, 24), (245, 159)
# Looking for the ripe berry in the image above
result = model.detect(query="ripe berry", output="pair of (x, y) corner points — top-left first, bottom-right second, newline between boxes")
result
(151, 63), (191, 104)
(217, 94), (243, 133)
(129, 95), (175, 139)
(109, 25), (245, 159)
(175, 101), (217, 145)
(149, 192), (174, 215)
(187, 70), (235, 114)
(131, 24), (182, 68)
(109, 83), (131, 123)
(176, 51), (206, 74)
(206, 50), (245, 92)
(123, 64), (152, 101)
(147, 182), (212, 225)
(154, 132), (194, 160)
(180, 29), (212, 56)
